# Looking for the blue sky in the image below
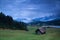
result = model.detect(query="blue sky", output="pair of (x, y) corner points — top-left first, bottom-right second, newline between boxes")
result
(0, 0), (60, 22)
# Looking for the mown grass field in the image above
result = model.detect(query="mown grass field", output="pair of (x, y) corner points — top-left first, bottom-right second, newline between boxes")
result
(0, 27), (60, 40)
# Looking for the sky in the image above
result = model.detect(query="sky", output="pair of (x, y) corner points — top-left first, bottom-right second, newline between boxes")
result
(0, 0), (60, 22)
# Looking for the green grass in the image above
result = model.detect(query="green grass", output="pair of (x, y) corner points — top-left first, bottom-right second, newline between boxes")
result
(0, 27), (60, 40)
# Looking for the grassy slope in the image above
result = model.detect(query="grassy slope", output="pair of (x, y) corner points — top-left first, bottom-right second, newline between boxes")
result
(0, 27), (60, 40)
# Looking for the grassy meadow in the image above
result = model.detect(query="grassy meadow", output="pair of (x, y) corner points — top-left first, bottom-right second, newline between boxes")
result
(0, 26), (60, 40)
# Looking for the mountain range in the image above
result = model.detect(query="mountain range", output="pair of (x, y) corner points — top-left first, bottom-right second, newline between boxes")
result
(16, 17), (60, 26)
(16, 16), (56, 22)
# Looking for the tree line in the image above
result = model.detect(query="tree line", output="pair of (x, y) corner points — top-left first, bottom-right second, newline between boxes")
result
(0, 12), (28, 30)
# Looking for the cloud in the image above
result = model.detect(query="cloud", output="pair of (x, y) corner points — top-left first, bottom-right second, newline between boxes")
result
(0, 0), (60, 22)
